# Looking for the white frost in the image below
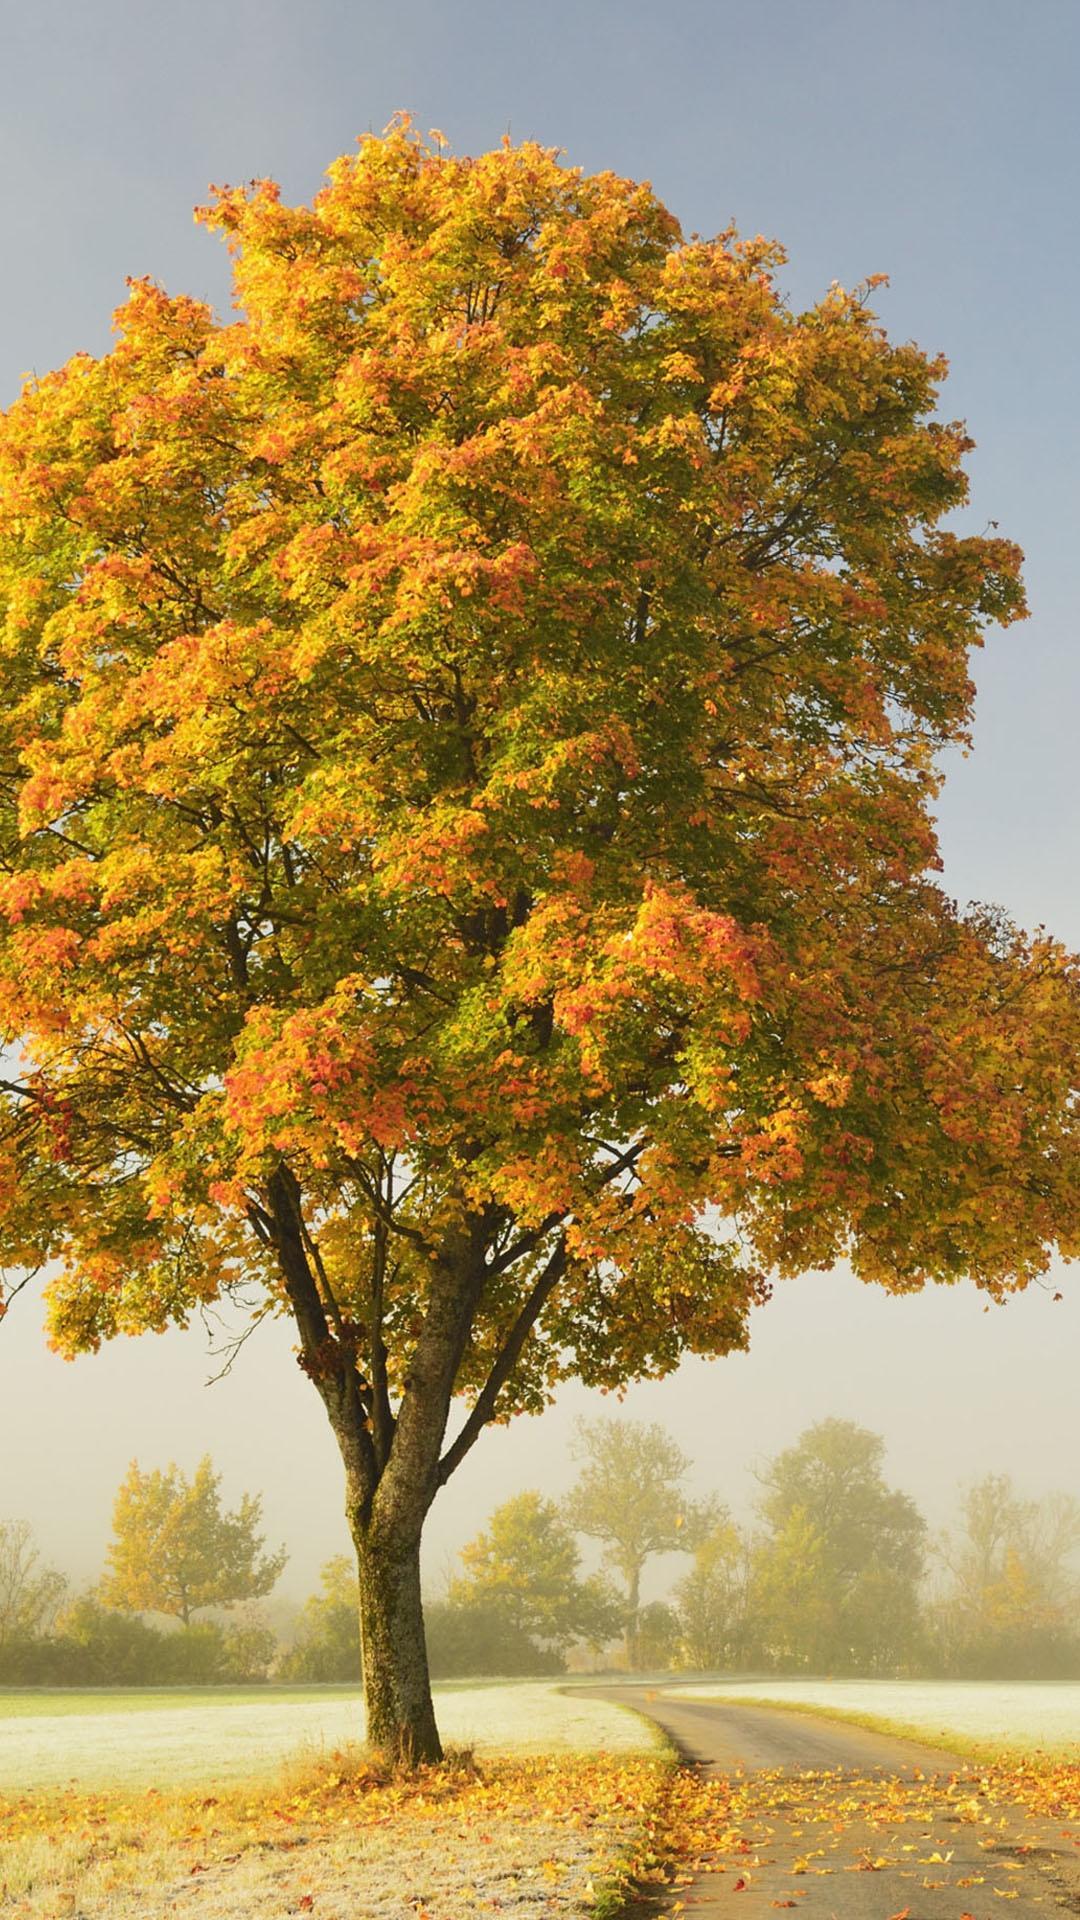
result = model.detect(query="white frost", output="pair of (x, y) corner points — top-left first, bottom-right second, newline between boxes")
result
(0, 1680), (659, 1789)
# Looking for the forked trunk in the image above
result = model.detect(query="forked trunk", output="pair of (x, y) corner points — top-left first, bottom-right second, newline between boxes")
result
(353, 1519), (441, 1764)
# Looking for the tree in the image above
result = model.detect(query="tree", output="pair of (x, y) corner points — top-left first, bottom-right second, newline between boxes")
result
(48, 1594), (166, 1684)
(0, 1520), (66, 1644)
(53, 1592), (276, 1683)
(931, 1475), (1080, 1676)
(101, 1456), (287, 1625)
(634, 1600), (681, 1670)
(450, 1489), (620, 1657)
(279, 1554), (362, 1682)
(673, 1515), (750, 1670)
(566, 1418), (715, 1664)
(0, 120), (1076, 1761)
(752, 1419), (925, 1671)
(424, 1597), (560, 1677)
(749, 1507), (832, 1670)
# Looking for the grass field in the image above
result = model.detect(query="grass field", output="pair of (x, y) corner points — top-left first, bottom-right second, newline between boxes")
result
(665, 1677), (1080, 1756)
(0, 1679), (658, 1790)
(0, 1745), (675, 1920)
(4, 1679), (1080, 1919)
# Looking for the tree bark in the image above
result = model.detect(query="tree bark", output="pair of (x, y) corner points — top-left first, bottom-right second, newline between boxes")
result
(351, 1511), (442, 1765)
(625, 1563), (641, 1670)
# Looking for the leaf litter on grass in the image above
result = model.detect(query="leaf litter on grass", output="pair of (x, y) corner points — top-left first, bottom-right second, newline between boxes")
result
(0, 1749), (674, 1920)
(2, 1739), (1078, 1920)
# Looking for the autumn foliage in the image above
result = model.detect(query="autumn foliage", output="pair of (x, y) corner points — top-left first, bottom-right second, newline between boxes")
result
(0, 118), (1076, 1755)
(101, 1456), (286, 1625)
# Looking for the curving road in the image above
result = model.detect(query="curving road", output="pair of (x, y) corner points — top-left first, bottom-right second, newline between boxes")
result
(581, 1687), (1080, 1920)
(599, 1686), (967, 1775)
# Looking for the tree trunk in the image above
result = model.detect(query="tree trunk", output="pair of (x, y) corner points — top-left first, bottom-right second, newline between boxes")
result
(353, 1517), (441, 1764)
(272, 1181), (489, 1767)
(625, 1563), (641, 1670)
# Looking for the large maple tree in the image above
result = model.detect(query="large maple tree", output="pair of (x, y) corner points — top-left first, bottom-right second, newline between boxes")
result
(0, 121), (1076, 1759)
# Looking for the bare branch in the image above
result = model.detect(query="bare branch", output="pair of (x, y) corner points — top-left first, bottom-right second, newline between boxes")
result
(0, 1267), (41, 1316)
(201, 1297), (275, 1385)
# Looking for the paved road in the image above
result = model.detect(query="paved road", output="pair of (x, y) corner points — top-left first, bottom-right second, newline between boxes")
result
(584, 1689), (1080, 1920)
(597, 1686), (968, 1775)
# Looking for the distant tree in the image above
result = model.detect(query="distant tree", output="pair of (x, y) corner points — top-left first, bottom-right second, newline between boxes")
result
(424, 1598), (562, 1678)
(749, 1507), (832, 1670)
(566, 1419), (715, 1666)
(673, 1514), (750, 1669)
(752, 1419), (925, 1671)
(55, 1593), (171, 1685)
(279, 1555), (362, 1683)
(634, 1600), (681, 1670)
(54, 1591), (275, 1684)
(451, 1490), (620, 1658)
(211, 1615), (278, 1683)
(0, 1520), (66, 1644)
(931, 1475), (1080, 1677)
(945, 1475), (1080, 1613)
(101, 1456), (287, 1625)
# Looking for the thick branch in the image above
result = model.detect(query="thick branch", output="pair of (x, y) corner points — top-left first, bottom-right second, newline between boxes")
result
(436, 1236), (567, 1487)
(369, 1171), (395, 1471)
(374, 1211), (494, 1528)
(265, 1166), (331, 1353)
(266, 1165), (377, 1497)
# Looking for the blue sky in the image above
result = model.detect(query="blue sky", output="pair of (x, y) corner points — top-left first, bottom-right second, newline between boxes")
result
(1, 0), (1078, 1597)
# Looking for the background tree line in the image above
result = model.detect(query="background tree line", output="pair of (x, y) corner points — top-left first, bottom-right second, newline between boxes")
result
(4, 1417), (1080, 1685)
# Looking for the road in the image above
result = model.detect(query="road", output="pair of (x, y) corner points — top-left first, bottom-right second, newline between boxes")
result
(584, 1688), (1080, 1920)
(600, 1686), (967, 1775)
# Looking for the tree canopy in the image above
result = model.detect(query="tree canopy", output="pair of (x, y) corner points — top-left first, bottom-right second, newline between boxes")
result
(0, 1520), (66, 1645)
(566, 1416), (715, 1662)
(751, 1418), (925, 1671)
(672, 1516), (749, 1670)
(452, 1488), (619, 1655)
(279, 1554), (363, 1683)
(101, 1455), (287, 1624)
(0, 119), (1075, 1757)
(932, 1474), (1080, 1676)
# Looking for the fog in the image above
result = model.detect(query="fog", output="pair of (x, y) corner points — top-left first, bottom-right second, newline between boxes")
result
(4, 1263), (1077, 1610)
(1, 0), (1078, 1620)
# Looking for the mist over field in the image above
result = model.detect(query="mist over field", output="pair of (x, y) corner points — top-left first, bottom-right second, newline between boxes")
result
(2, 1266), (1079, 1610)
